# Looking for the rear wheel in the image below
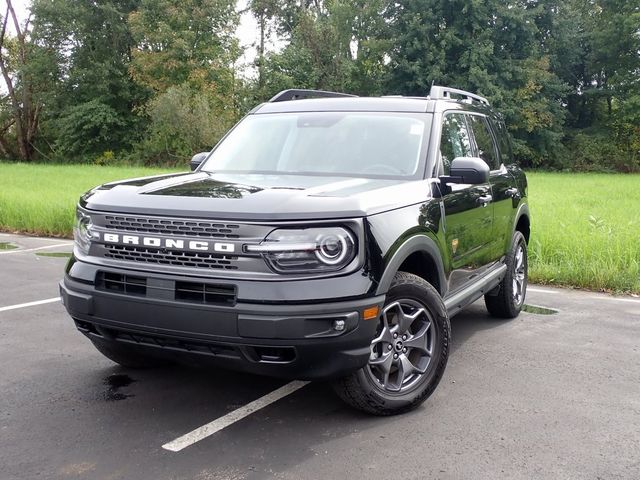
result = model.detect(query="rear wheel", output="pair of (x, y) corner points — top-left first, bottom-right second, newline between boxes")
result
(333, 272), (450, 415)
(485, 230), (528, 318)
(91, 340), (169, 369)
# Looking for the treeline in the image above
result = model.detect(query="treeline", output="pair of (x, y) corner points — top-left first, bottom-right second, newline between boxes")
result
(0, 0), (638, 171)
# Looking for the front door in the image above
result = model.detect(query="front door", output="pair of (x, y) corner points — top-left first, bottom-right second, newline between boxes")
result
(438, 112), (494, 293)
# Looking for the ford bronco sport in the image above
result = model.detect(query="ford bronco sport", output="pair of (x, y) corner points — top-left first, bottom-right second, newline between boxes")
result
(60, 86), (530, 415)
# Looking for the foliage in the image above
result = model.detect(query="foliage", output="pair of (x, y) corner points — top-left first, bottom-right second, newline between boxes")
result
(137, 84), (235, 164)
(29, 0), (146, 161)
(0, 0), (638, 170)
(128, 0), (239, 93)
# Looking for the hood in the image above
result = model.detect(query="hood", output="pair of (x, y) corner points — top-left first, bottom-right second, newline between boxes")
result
(81, 171), (430, 220)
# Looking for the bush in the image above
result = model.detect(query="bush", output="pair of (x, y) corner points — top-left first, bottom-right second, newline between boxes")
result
(136, 84), (236, 166)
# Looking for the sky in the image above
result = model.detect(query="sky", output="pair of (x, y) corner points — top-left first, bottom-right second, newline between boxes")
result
(4, 0), (277, 76)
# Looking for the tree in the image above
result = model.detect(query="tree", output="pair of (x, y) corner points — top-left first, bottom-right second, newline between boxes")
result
(0, 0), (41, 161)
(30, 0), (146, 160)
(128, 0), (239, 93)
(254, 0), (391, 99)
(387, 0), (568, 166)
(128, 0), (241, 162)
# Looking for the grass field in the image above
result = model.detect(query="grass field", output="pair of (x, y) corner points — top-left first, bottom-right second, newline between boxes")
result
(0, 163), (180, 237)
(0, 163), (638, 293)
(527, 172), (639, 294)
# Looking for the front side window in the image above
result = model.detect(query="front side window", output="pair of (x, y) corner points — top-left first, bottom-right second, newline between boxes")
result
(201, 112), (430, 179)
(439, 113), (473, 175)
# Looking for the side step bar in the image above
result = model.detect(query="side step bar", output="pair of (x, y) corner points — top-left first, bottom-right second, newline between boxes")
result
(444, 264), (507, 318)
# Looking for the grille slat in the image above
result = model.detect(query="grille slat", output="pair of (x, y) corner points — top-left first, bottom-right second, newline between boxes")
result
(104, 245), (239, 270)
(175, 281), (236, 305)
(96, 272), (147, 296)
(104, 215), (240, 239)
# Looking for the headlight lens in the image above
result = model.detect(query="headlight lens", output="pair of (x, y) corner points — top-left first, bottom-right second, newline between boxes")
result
(73, 208), (94, 255)
(247, 227), (357, 273)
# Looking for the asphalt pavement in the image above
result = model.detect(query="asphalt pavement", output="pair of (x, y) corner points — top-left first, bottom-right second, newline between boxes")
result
(1, 233), (639, 480)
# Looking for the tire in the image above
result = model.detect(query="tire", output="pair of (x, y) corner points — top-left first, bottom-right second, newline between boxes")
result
(91, 340), (169, 369)
(484, 230), (528, 319)
(333, 272), (451, 415)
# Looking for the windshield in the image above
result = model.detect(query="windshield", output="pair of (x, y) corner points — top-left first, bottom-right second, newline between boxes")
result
(201, 112), (430, 179)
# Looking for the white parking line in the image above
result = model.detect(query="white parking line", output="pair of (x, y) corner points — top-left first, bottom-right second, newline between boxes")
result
(0, 297), (61, 313)
(528, 287), (560, 295)
(162, 380), (310, 452)
(594, 296), (640, 304)
(0, 243), (72, 255)
(529, 287), (639, 304)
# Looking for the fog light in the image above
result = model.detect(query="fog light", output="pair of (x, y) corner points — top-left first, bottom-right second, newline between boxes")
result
(333, 319), (345, 331)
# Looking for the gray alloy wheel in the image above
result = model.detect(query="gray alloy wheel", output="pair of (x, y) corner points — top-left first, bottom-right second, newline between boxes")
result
(332, 272), (450, 415)
(512, 242), (526, 307)
(485, 230), (528, 318)
(365, 299), (436, 394)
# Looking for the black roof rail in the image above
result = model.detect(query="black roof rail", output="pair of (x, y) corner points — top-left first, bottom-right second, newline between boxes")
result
(269, 89), (357, 103)
(429, 85), (489, 106)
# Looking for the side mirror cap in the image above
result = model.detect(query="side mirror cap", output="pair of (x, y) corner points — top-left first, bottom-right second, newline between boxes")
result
(441, 157), (490, 185)
(190, 152), (209, 171)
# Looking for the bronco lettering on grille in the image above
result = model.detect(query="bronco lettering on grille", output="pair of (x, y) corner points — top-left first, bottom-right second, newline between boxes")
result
(101, 233), (235, 253)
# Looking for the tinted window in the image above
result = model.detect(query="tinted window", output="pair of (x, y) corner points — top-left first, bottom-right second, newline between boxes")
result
(468, 115), (499, 170)
(492, 119), (512, 165)
(439, 113), (473, 175)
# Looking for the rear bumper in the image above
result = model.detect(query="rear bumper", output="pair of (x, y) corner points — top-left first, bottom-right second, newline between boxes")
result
(60, 267), (384, 380)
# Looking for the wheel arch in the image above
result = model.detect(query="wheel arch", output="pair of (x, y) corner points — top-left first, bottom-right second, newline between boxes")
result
(513, 203), (531, 244)
(375, 235), (447, 297)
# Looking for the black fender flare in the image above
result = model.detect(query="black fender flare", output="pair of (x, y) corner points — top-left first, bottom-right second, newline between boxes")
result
(513, 202), (530, 236)
(375, 235), (447, 297)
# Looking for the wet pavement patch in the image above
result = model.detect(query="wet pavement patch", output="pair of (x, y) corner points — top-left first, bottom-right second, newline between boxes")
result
(36, 252), (72, 258)
(0, 242), (17, 250)
(103, 374), (136, 401)
(522, 304), (559, 315)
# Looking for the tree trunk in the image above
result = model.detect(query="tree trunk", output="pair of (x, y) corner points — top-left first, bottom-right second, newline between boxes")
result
(0, 0), (38, 161)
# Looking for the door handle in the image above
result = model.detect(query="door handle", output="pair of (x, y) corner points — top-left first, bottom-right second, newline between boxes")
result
(506, 187), (520, 199)
(477, 195), (492, 207)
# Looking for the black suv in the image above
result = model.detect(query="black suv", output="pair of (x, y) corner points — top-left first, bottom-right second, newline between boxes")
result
(60, 86), (530, 415)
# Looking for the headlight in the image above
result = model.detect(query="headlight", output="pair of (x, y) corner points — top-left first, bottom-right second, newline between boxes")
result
(73, 208), (94, 255)
(246, 227), (357, 273)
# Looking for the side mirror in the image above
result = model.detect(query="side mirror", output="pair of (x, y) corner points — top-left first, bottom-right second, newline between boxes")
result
(190, 152), (208, 171)
(441, 157), (490, 185)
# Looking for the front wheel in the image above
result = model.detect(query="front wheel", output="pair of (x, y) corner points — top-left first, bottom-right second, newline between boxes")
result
(484, 230), (528, 318)
(333, 272), (450, 415)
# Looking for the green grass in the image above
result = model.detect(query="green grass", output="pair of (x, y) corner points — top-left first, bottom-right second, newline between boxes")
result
(0, 163), (181, 237)
(527, 172), (640, 294)
(0, 163), (638, 293)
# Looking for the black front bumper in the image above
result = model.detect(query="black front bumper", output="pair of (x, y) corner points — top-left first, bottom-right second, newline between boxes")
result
(60, 263), (384, 380)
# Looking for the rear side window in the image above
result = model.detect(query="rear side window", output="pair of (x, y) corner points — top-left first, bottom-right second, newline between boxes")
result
(439, 113), (473, 175)
(492, 119), (513, 165)
(467, 115), (500, 170)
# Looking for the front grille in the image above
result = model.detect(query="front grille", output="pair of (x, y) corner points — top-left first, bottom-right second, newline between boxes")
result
(96, 272), (147, 296)
(104, 245), (239, 270)
(104, 215), (240, 239)
(175, 281), (236, 305)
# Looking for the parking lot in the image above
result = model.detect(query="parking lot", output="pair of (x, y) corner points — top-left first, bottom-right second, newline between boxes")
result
(1, 232), (639, 480)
